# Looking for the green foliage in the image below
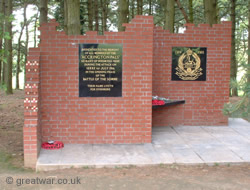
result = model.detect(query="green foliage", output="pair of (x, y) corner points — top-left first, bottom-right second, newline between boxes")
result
(223, 66), (250, 120)
(3, 32), (11, 40)
(0, 83), (7, 91)
(0, 151), (12, 163)
(0, 150), (31, 172)
(0, 13), (14, 67)
(223, 95), (250, 120)
(0, 151), (18, 171)
(214, 163), (219, 166)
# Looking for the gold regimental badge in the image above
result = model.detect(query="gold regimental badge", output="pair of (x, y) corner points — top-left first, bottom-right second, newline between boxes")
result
(175, 48), (203, 80)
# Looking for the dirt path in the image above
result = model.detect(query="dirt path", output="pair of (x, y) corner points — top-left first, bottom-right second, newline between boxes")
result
(1, 164), (250, 190)
(0, 90), (24, 168)
(1, 90), (250, 190)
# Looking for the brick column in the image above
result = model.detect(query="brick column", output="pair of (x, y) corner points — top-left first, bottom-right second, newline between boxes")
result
(23, 49), (41, 168)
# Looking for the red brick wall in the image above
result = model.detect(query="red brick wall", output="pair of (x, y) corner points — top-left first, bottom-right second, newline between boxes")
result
(152, 22), (231, 126)
(23, 51), (42, 168)
(24, 16), (231, 168)
(38, 16), (153, 144)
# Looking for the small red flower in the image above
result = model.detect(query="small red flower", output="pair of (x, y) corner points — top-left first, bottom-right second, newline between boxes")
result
(42, 141), (64, 150)
(152, 100), (165, 106)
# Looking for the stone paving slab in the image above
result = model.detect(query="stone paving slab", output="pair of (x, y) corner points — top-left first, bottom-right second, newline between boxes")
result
(37, 118), (250, 171)
(168, 147), (204, 164)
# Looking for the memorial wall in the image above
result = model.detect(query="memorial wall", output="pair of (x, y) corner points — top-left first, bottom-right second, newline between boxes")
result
(37, 16), (153, 146)
(153, 22), (231, 126)
(23, 16), (231, 168)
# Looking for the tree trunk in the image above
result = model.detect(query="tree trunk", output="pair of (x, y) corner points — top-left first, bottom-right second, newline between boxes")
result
(203, 0), (217, 26)
(131, 0), (135, 19)
(104, 0), (109, 32)
(64, 0), (68, 33)
(230, 0), (238, 96)
(4, 0), (13, 94)
(100, 0), (103, 33)
(16, 4), (27, 89)
(101, 0), (109, 33)
(118, 0), (129, 31)
(34, 12), (38, 47)
(87, 0), (93, 31)
(24, 6), (29, 85)
(148, 0), (152, 15)
(164, 0), (175, 33)
(94, 0), (99, 32)
(137, 0), (143, 15)
(0, 0), (5, 85)
(0, 36), (1, 85)
(188, 0), (193, 23)
(248, 0), (250, 84)
(16, 23), (24, 89)
(64, 0), (81, 35)
(2, 57), (5, 85)
(39, 0), (48, 25)
(0, 0), (3, 85)
(175, 0), (189, 23)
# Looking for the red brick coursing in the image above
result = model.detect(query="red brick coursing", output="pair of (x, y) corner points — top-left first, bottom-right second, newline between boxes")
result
(24, 16), (154, 168)
(24, 55), (42, 168)
(23, 16), (231, 168)
(39, 16), (153, 145)
(152, 22), (231, 126)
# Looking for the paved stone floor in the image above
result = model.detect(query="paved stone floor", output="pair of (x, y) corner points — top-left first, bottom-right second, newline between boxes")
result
(37, 118), (250, 171)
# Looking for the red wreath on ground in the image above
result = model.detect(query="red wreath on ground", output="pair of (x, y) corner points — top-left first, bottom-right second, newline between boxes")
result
(42, 141), (64, 150)
(152, 100), (165, 106)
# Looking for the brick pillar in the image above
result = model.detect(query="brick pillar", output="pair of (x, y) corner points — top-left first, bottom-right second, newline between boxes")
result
(23, 50), (41, 168)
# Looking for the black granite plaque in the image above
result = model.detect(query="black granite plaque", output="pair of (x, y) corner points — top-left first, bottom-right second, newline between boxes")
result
(79, 44), (122, 97)
(172, 47), (207, 81)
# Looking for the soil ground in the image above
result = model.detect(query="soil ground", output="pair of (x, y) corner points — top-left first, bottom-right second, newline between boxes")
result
(1, 164), (250, 190)
(1, 90), (250, 190)
(0, 90), (24, 168)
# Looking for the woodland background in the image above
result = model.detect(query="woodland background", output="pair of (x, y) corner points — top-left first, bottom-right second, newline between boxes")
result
(0, 0), (249, 117)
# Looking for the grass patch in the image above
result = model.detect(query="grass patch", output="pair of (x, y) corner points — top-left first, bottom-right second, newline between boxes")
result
(0, 151), (31, 173)
(0, 151), (12, 163)
(214, 163), (219, 167)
